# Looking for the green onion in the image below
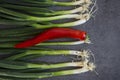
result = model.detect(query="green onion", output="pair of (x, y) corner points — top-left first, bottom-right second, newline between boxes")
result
(0, 31), (90, 42)
(0, 7), (28, 19)
(0, 4), (54, 13)
(0, 7), (85, 22)
(0, 27), (37, 35)
(0, 69), (51, 78)
(0, 0), (51, 7)
(0, 63), (95, 78)
(0, 60), (88, 70)
(30, 5), (90, 16)
(0, 4), (53, 12)
(5, 50), (90, 60)
(0, 48), (52, 54)
(0, 37), (31, 42)
(0, 19), (34, 26)
(0, 38), (90, 48)
(0, 48), (26, 54)
(32, 13), (91, 29)
(0, 76), (36, 80)
(0, 30), (40, 37)
(0, 4), (90, 16)
(0, 32), (37, 38)
(1, 0), (89, 7)
(36, 40), (91, 46)
(0, 13), (25, 21)
(22, 0), (92, 6)
(0, 43), (15, 48)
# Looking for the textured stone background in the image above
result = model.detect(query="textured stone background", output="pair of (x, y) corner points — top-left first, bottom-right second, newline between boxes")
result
(0, 0), (120, 80)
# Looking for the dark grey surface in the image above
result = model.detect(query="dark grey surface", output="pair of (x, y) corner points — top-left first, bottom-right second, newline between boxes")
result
(0, 0), (120, 80)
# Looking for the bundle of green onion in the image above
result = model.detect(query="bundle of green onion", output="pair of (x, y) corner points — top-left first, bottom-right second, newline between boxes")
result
(0, 48), (95, 80)
(0, 0), (95, 46)
(0, 0), (95, 29)
(0, 0), (96, 80)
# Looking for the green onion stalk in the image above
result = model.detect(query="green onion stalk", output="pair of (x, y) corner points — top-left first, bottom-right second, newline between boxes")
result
(29, 5), (90, 16)
(0, 32), (90, 42)
(0, 18), (52, 25)
(0, 37), (90, 48)
(0, 4), (90, 16)
(0, 3), (91, 16)
(0, 48), (53, 54)
(5, 50), (90, 60)
(0, 7), (86, 22)
(0, 59), (89, 70)
(0, 48), (26, 54)
(1, 0), (92, 6)
(0, 13), (92, 30)
(0, 4), (53, 13)
(37, 39), (91, 46)
(23, 0), (92, 6)
(0, 31), (40, 37)
(0, 14), (51, 25)
(0, 14), (33, 26)
(0, 6), (91, 22)
(0, 7), (94, 29)
(0, 37), (32, 42)
(0, 62), (95, 79)
(0, 35), (91, 43)
(0, 13), (90, 29)
(31, 13), (91, 29)
(0, 0), (50, 7)
(19, 59), (94, 73)
(0, 13), (47, 21)
(0, 32), (38, 37)
(0, 13), (25, 22)
(0, 26), (41, 35)
(0, 18), (36, 26)
(0, 76), (35, 80)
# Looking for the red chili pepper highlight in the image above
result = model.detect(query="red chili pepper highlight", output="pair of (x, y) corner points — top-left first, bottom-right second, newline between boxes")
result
(15, 28), (87, 48)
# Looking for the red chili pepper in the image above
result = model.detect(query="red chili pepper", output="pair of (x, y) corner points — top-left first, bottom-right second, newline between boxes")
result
(15, 28), (87, 48)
